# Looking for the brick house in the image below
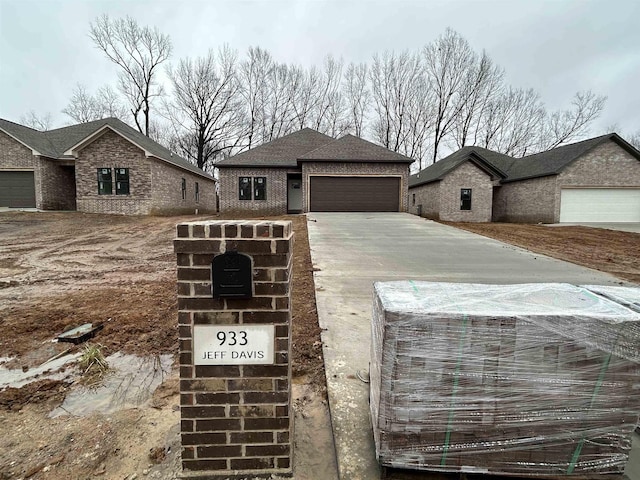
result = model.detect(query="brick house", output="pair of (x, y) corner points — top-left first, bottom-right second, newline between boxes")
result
(216, 128), (414, 215)
(0, 117), (216, 215)
(409, 133), (640, 223)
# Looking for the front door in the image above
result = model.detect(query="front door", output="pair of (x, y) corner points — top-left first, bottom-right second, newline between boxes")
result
(287, 176), (302, 213)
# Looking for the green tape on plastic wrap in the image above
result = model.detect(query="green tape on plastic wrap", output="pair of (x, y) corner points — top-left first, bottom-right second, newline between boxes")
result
(566, 351), (612, 474)
(441, 314), (469, 466)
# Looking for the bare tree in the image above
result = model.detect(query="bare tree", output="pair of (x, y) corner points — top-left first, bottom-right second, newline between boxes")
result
(309, 56), (346, 135)
(450, 51), (504, 150)
(63, 84), (127, 123)
(291, 66), (320, 130)
(148, 119), (180, 151)
(238, 46), (272, 149)
(603, 124), (640, 151)
(479, 87), (546, 156)
(20, 110), (53, 131)
(540, 90), (607, 150)
(343, 62), (370, 137)
(164, 47), (244, 171)
(370, 50), (432, 167)
(62, 84), (96, 123)
(89, 15), (172, 136)
(262, 62), (298, 141)
(96, 85), (128, 119)
(422, 28), (480, 163)
(628, 130), (640, 150)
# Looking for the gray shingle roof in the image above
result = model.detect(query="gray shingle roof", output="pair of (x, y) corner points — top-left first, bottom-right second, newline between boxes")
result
(409, 146), (509, 188)
(499, 133), (638, 183)
(299, 134), (415, 163)
(409, 133), (640, 187)
(0, 118), (60, 157)
(0, 117), (213, 180)
(216, 128), (334, 168)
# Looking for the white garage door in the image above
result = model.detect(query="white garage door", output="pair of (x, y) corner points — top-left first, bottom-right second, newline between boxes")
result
(560, 188), (640, 222)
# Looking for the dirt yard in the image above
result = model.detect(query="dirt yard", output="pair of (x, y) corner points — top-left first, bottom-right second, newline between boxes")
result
(0, 211), (327, 480)
(2, 213), (638, 480)
(444, 222), (640, 285)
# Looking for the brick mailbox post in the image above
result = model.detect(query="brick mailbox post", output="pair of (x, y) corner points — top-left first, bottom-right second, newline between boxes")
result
(174, 220), (294, 478)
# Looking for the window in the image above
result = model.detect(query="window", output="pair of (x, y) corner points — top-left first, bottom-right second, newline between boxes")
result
(195, 182), (199, 203)
(254, 177), (266, 200)
(239, 177), (252, 200)
(97, 168), (112, 195)
(460, 188), (472, 210)
(412, 193), (416, 206)
(181, 178), (187, 200)
(115, 168), (130, 195)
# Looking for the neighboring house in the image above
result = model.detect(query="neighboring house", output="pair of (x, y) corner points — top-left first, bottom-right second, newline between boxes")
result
(409, 133), (640, 223)
(217, 128), (414, 214)
(0, 117), (216, 215)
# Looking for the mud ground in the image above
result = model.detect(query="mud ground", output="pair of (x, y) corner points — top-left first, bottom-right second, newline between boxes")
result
(0, 212), (330, 480)
(2, 212), (637, 480)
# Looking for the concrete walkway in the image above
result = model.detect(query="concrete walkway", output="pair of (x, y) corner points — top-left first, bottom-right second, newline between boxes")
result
(307, 213), (634, 480)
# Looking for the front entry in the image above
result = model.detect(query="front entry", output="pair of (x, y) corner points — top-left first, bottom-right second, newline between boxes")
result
(287, 174), (302, 213)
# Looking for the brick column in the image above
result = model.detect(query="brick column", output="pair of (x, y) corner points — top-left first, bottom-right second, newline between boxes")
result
(174, 220), (294, 478)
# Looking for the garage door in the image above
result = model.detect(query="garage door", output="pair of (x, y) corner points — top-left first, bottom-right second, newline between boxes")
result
(0, 171), (36, 208)
(309, 176), (400, 212)
(560, 188), (640, 222)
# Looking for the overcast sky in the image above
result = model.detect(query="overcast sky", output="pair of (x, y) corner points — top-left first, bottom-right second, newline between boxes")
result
(1, 0), (638, 137)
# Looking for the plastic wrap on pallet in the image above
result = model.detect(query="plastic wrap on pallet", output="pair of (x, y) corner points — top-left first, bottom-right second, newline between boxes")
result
(370, 282), (640, 476)
(582, 285), (640, 313)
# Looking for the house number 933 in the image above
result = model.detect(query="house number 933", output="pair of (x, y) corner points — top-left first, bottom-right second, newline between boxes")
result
(216, 330), (247, 346)
(193, 325), (275, 365)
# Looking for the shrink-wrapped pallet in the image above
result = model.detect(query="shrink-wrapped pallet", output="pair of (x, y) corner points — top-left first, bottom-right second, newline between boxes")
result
(582, 285), (640, 313)
(370, 282), (640, 476)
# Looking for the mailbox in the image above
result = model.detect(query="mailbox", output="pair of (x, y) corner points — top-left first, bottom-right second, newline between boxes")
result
(211, 251), (253, 298)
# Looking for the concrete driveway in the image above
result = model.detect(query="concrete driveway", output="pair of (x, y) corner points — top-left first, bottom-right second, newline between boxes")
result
(307, 213), (635, 480)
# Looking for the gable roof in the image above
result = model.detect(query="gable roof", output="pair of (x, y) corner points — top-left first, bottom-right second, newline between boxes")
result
(409, 146), (509, 188)
(500, 133), (640, 183)
(0, 117), (213, 180)
(299, 134), (414, 163)
(409, 133), (640, 188)
(216, 128), (334, 168)
(0, 118), (60, 157)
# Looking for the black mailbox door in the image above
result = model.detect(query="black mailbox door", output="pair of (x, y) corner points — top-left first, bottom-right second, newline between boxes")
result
(212, 251), (253, 298)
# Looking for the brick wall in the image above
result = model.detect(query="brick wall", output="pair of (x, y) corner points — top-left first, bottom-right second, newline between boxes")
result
(553, 141), (640, 221)
(408, 162), (494, 222)
(302, 162), (410, 212)
(438, 162), (494, 222)
(38, 158), (76, 210)
(174, 220), (293, 477)
(0, 131), (35, 169)
(76, 129), (153, 215)
(218, 167), (294, 216)
(150, 161), (216, 215)
(76, 129), (215, 215)
(409, 182), (440, 219)
(494, 140), (640, 223)
(560, 142), (640, 187)
(493, 176), (556, 223)
(0, 130), (41, 207)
